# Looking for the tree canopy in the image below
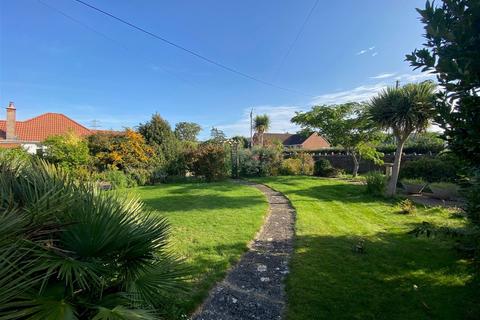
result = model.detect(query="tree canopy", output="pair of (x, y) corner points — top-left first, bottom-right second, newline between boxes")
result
(174, 122), (201, 142)
(368, 82), (436, 195)
(292, 102), (383, 177)
(406, 0), (480, 165)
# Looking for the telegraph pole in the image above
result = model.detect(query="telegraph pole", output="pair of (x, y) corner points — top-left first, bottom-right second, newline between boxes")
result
(249, 108), (253, 148)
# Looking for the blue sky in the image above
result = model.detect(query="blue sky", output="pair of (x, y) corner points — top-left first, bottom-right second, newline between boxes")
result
(0, 0), (432, 139)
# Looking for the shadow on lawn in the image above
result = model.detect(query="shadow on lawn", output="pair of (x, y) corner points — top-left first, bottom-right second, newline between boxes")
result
(286, 181), (393, 205)
(142, 193), (265, 212)
(287, 231), (480, 320)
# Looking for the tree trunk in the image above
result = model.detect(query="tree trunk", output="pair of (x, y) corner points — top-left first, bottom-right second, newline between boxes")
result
(386, 139), (406, 196)
(352, 153), (359, 178)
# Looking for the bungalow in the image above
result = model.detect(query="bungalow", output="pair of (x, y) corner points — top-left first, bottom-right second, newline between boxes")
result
(253, 132), (330, 150)
(0, 102), (93, 154)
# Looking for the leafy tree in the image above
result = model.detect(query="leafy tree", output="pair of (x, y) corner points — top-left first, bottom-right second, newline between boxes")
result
(406, 0), (480, 166)
(138, 114), (180, 173)
(88, 130), (154, 171)
(174, 122), (202, 142)
(292, 103), (383, 177)
(368, 82), (436, 196)
(254, 114), (270, 146)
(0, 159), (185, 319)
(43, 131), (90, 169)
(210, 127), (226, 143)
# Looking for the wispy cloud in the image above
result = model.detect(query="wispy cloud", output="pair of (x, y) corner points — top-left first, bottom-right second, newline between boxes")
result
(216, 105), (303, 137)
(215, 72), (436, 137)
(370, 72), (396, 79)
(311, 83), (387, 105)
(356, 46), (376, 55)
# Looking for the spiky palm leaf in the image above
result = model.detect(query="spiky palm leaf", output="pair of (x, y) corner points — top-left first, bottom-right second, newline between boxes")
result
(0, 157), (187, 319)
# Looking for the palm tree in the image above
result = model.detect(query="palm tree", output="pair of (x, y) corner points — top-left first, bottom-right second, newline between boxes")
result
(254, 114), (270, 146)
(368, 81), (436, 196)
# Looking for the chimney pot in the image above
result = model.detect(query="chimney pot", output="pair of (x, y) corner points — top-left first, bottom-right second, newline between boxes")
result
(6, 102), (16, 140)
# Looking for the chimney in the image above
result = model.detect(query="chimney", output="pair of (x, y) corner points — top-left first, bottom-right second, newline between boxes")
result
(6, 102), (16, 140)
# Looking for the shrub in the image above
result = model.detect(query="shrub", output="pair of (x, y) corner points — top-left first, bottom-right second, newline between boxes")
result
(296, 152), (314, 175)
(465, 171), (480, 225)
(238, 146), (282, 177)
(365, 172), (386, 196)
(0, 159), (185, 318)
(43, 131), (91, 169)
(401, 178), (427, 185)
(99, 169), (135, 189)
(0, 147), (31, 162)
(187, 143), (227, 182)
(88, 130), (155, 172)
(127, 168), (151, 186)
(429, 182), (459, 200)
(280, 158), (303, 175)
(314, 159), (339, 177)
(280, 152), (315, 176)
(398, 199), (416, 214)
(400, 155), (461, 182)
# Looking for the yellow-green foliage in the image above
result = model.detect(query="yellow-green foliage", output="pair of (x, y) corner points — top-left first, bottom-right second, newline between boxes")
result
(43, 131), (90, 169)
(281, 152), (314, 176)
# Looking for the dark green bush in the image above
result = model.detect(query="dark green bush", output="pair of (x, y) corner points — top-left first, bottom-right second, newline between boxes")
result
(314, 159), (339, 177)
(365, 172), (386, 196)
(400, 155), (460, 182)
(238, 146), (282, 177)
(465, 170), (480, 225)
(187, 142), (227, 182)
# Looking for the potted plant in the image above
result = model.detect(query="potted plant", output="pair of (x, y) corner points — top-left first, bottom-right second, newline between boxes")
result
(401, 178), (427, 194)
(429, 182), (459, 200)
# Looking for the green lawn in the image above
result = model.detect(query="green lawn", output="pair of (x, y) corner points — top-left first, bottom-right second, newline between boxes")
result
(252, 176), (479, 320)
(130, 181), (268, 317)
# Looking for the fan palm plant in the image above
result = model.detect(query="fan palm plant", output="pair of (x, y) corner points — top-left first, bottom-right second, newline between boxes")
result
(368, 81), (436, 196)
(254, 114), (270, 147)
(0, 157), (186, 319)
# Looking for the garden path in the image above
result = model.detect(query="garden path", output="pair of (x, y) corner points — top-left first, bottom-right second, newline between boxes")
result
(192, 182), (295, 320)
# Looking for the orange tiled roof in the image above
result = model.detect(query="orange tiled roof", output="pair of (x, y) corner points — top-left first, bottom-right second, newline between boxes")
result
(0, 113), (92, 142)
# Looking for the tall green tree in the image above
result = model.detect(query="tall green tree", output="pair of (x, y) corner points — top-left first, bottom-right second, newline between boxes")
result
(254, 114), (270, 146)
(406, 0), (480, 166)
(138, 113), (180, 172)
(292, 103), (382, 177)
(368, 82), (436, 196)
(174, 122), (201, 142)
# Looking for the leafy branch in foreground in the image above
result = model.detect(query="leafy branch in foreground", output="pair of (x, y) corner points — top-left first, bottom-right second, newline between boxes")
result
(0, 157), (187, 319)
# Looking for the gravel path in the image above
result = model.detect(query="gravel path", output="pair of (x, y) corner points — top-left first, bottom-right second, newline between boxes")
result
(192, 182), (295, 320)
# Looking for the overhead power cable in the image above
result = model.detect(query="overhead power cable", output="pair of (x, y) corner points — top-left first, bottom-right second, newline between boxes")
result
(272, 0), (319, 81)
(37, 0), (198, 87)
(71, 0), (311, 97)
